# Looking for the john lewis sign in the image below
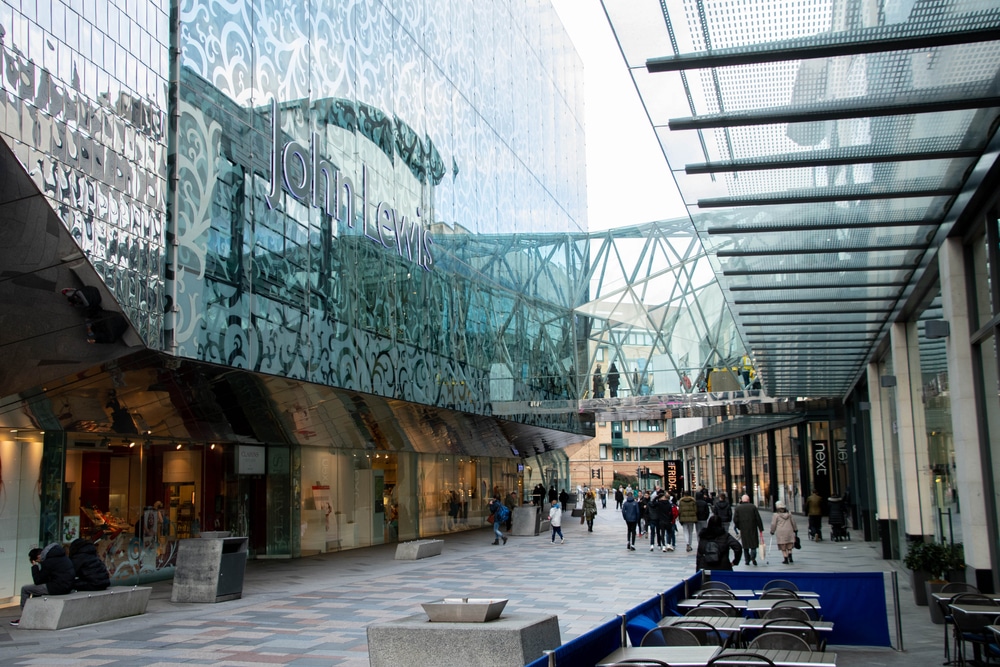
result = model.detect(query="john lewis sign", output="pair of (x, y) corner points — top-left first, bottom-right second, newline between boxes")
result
(264, 100), (435, 271)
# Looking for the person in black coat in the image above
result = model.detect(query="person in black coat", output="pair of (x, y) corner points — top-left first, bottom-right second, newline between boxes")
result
(12, 543), (76, 626)
(69, 538), (110, 591)
(696, 515), (743, 571)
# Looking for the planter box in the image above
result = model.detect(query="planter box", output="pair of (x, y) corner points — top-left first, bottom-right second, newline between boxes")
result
(910, 570), (930, 606)
(925, 581), (948, 624)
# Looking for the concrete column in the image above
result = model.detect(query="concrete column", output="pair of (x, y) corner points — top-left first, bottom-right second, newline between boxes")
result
(890, 321), (935, 538)
(940, 237), (992, 578)
(866, 362), (894, 520)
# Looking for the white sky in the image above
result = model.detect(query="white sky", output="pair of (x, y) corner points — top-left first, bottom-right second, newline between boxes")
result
(551, 0), (688, 231)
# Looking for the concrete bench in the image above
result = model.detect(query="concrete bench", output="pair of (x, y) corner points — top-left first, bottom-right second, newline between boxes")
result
(21, 586), (152, 630)
(394, 539), (444, 560)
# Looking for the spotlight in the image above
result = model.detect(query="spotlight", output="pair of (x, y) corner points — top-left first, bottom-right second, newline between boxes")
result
(210, 443), (215, 450)
(176, 443), (182, 450)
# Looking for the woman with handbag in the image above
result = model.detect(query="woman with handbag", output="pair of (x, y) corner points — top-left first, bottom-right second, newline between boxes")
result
(770, 500), (798, 564)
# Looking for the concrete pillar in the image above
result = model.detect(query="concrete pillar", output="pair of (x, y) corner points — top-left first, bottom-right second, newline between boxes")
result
(940, 237), (993, 582)
(866, 362), (895, 520)
(890, 320), (935, 539)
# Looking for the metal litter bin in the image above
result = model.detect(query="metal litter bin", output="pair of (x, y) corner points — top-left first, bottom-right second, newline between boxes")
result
(171, 536), (249, 603)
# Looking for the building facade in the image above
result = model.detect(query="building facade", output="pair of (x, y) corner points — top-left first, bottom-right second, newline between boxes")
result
(0, 0), (593, 600)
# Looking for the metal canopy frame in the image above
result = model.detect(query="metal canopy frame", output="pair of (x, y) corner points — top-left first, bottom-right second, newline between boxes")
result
(603, 0), (1000, 399)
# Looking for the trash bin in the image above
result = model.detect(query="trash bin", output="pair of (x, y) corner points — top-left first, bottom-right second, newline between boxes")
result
(171, 536), (249, 603)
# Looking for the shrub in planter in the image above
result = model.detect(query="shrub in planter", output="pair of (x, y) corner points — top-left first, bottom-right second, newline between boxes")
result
(904, 541), (953, 606)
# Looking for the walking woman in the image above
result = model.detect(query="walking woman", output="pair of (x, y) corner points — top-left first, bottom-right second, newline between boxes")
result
(770, 500), (798, 564)
(583, 489), (598, 532)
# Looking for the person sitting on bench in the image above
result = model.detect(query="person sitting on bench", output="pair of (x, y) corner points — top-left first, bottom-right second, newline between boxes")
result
(10, 543), (75, 627)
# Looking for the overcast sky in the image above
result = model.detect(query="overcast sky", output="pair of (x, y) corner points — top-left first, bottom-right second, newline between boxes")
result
(551, 0), (688, 231)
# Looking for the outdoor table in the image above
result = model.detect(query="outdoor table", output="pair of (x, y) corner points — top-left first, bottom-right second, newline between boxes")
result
(739, 618), (834, 634)
(659, 615), (745, 645)
(747, 599), (821, 617)
(596, 645), (721, 666)
(990, 625), (1000, 641)
(753, 590), (821, 599)
(948, 603), (1000, 618)
(698, 588), (757, 599)
(933, 593), (1000, 605)
(678, 598), (749, 611)
(713, 648), (838, 666)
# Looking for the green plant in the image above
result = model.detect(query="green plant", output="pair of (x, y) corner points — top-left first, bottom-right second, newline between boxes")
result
(904, 541), (956, 581)
(948, 543), (965, 573)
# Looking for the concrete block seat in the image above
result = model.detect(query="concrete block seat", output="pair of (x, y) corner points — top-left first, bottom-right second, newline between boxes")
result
(20, 586), (152, 630)
(394, 539), (444, 560)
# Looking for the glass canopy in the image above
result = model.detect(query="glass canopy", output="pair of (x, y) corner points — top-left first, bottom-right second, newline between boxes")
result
(602, 0), (1000, 398)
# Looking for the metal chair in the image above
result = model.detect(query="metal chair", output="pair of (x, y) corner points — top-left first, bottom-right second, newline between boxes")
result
(701, 581), (734, 591)
(939, 584), (980, 664)
(759, 617), (823, 651)
(694, 600), (742, 618)
(747, 631), (813, 652)
(950, 595), (999, 666)
(686, 607), (726, 618)
(640, 625), (700, 647)
(694, 589), (738, 599)
(769, 598), (820, 621)
(673, 619), (731, 648)
(761, 579), (799, 591)
(759, 589), (799, 600)
(706, 651), (778, 666)
(762, 606), (810, 621)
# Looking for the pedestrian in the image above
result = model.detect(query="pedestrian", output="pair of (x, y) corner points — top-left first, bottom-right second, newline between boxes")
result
(583, 489), (598, 532)
(806, 489), (824, 541)
(713, 492), (734, 533)
(770, 500), (798, 564)
(558, 488), (569, 509)
(732, 494), (763, 565)
(695, 490), (711, 535)
(622, 491), (640, 550)
(504, 491), (517, 532)
(696, 515), (743, 571)
(678, 489), (698, 552)
(489, 496), (508, 546)
(614, 486), (625, 510)
(664, 495), (678, 551)
(599, 486), (607, 509)
(827, 492), (847, 541)
(549, 501), (565, 544)
(533, 484), (545, 507)
(647, 490), (667, 552)
(548, 485), (558, 504)
(68, 538), (110, 591)
(637, 490), (650, 537)
(607, 362), (620, 398)
(10, 543), (75, 627)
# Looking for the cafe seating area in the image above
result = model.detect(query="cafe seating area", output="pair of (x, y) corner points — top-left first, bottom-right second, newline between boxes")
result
(527, 570), (893, 667)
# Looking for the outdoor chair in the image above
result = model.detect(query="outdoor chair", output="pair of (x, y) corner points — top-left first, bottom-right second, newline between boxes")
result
(950, 595), (999, 666)
(706, 651), (778, 666)
(762, 606), (810, 621)
(747, 631), (813, 652)
(687, 607), (727, 618)
(769, 598), (820, 621)
(673, 619), (732, 648)
(758, 618), (823, 651)
(760, 589), (799, 600)
(761, 579), (799, 591)
(693, 589), (738, 599)
(694, 600), (742, 617)
(939, 583), (980, 664)
(640, 625), (700, 647)
(701, 581), (733, 591)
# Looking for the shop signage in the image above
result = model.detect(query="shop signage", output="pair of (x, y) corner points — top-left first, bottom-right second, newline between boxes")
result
(237, 445), (266, 475)
(265, 100), (435, 271)
(812, 440), (830, 496)
(665, 460), (682, 491)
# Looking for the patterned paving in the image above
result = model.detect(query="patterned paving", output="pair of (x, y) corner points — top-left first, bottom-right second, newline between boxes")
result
(0, 507), (943, 665)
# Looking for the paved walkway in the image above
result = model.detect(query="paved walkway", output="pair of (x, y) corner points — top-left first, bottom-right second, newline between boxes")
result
(0, 505), (946, 666)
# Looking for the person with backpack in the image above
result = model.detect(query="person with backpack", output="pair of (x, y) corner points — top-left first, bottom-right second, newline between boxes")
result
(69, 538), (110, 591)
(489, 496), (508, 545)
(713, 492), (734, 533)
(663, 495), (679, 551)
(678, 489), (698, 551)
(696, 515), (742, 571)
(622, 491), (640, 550)
(548, 500), (565, 544)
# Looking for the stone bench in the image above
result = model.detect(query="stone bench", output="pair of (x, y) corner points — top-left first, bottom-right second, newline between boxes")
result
(21, 586), (152, 630)
(394, 539), (444, 560)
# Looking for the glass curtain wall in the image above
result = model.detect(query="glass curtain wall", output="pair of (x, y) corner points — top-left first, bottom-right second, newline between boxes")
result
(751, 433), (771, 507)
(774, 429), (802, 513)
